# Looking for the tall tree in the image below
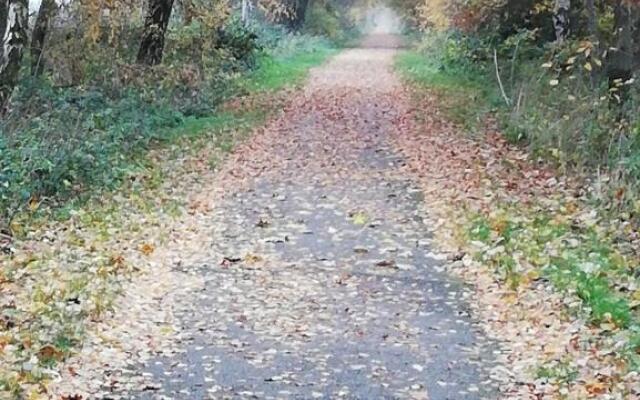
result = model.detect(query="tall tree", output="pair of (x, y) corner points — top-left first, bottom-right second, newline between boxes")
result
(0, 0), (28, 112)
(606, 0), (640, 89)
(0, 1), (7, 59)
(553, 0), (570, 42)
(31, 0), (58, 76)
(137, 0), (175, 65)
(278, 0), (309, 30)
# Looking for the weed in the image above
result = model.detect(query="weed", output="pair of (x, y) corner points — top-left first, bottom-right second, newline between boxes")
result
(536, 359), (579, 384)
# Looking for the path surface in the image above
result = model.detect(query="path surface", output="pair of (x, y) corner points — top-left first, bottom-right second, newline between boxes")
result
(110, 36), (497, 399)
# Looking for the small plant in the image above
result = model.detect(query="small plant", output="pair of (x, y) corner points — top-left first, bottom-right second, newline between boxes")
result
(468, 215), (492, 242)
(536, 359), (579, 384)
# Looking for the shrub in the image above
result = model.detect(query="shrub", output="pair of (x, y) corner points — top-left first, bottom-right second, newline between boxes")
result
(0, 17), (332, 228)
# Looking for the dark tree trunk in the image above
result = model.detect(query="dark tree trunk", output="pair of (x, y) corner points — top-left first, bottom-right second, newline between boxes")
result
(279, 0), (309, 31)
(292, 0), (309, 30)
(604, 1), (640, 106)
(30, 0), (57, 76)
(0, 0), (28, 113)
(0, 0), (8, 59)
(585, 0), (597, 38)
(137, 0), (175, 65)
(607, 2), (639, 88)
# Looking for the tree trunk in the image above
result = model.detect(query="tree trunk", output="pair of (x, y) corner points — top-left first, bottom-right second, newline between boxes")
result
(585, 0), (599, 85)
(585, 0), (597, 39)
(0, 0), (28, 113)
(294, 0), (309, 30)
(0, 1), (7, 59)
(279, 0), (309, 31)
(181, 0), (196, 25)
(31, 0), (57, 76)
(607, 2), (639, 81)
(606, 1), (640, 103)
(137, 0), (175, 65)
(553, 0), (570, 43)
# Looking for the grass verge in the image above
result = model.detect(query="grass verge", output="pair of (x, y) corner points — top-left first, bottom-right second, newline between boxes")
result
(395, 45), (640, 391)
(395, 50), (498, 131)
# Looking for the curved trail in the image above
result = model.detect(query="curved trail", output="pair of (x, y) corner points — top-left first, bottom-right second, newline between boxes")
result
(77, 36), (498, 399)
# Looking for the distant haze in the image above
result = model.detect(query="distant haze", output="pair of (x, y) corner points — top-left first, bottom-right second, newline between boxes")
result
(363, 6), (403, 34)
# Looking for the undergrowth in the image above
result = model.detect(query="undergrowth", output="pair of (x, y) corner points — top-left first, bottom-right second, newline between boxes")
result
(395, 50), (499, 130)
(396, 31), (640, 376)
(0, 27), (336, 399)
(0, 23), (336, 232)
(396, 32), (640, 211)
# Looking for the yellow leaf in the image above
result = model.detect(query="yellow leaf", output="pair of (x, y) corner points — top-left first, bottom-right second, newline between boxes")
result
(541, 62), (553, 68)
(28, 197), (39, 212)
(584, 62), (592, 71)
(502, 292), (518, 304)
(140, 243), (155, 256)
(585, 381), (608, 395)
(27, 389), (43, 400)
(351, 211), (368, 225)
(244, 253), (263, 263)
(549, 79), (559, 86)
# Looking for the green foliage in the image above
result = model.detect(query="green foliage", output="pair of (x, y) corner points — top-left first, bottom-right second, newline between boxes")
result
(0, 20), (336, 229)
(465, 205), (639, 353)
(468, 216), (492, 242)
(216, 17), (262, 68)
(398, 29), (640, 213)
(395, 41), (500, 130)
(244, 43), (336, 92)
(304, 2), (357, 45)
(0, 84), (182, 223)
(536, 359), (579, 384)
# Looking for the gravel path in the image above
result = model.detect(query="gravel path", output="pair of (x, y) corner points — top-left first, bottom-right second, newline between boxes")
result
(64, 36), (500, 400)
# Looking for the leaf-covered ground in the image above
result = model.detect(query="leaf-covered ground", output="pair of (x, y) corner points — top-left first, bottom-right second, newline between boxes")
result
(0, 51), (325, 398)
(3, 34), (639, 400)
(394, 54), (640, 398)
(48, 36), (501, 399)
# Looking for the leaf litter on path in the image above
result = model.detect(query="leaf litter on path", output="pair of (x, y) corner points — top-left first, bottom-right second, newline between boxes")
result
(6, 34), (626, 400)
(48, 42), (504, 399)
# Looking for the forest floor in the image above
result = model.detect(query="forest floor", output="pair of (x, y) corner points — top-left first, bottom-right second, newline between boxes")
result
(3, 35), (639, 399)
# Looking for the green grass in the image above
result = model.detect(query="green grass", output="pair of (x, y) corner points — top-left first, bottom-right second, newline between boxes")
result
(1, 41), (336, 230)
(1, 41), (338, 399)
(395, 50), (498, 130)
(536, 359), (579, 384)
(469, 209), (637, 328)
(244, 47), (337, 92)
(397, 39), (640, 333)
